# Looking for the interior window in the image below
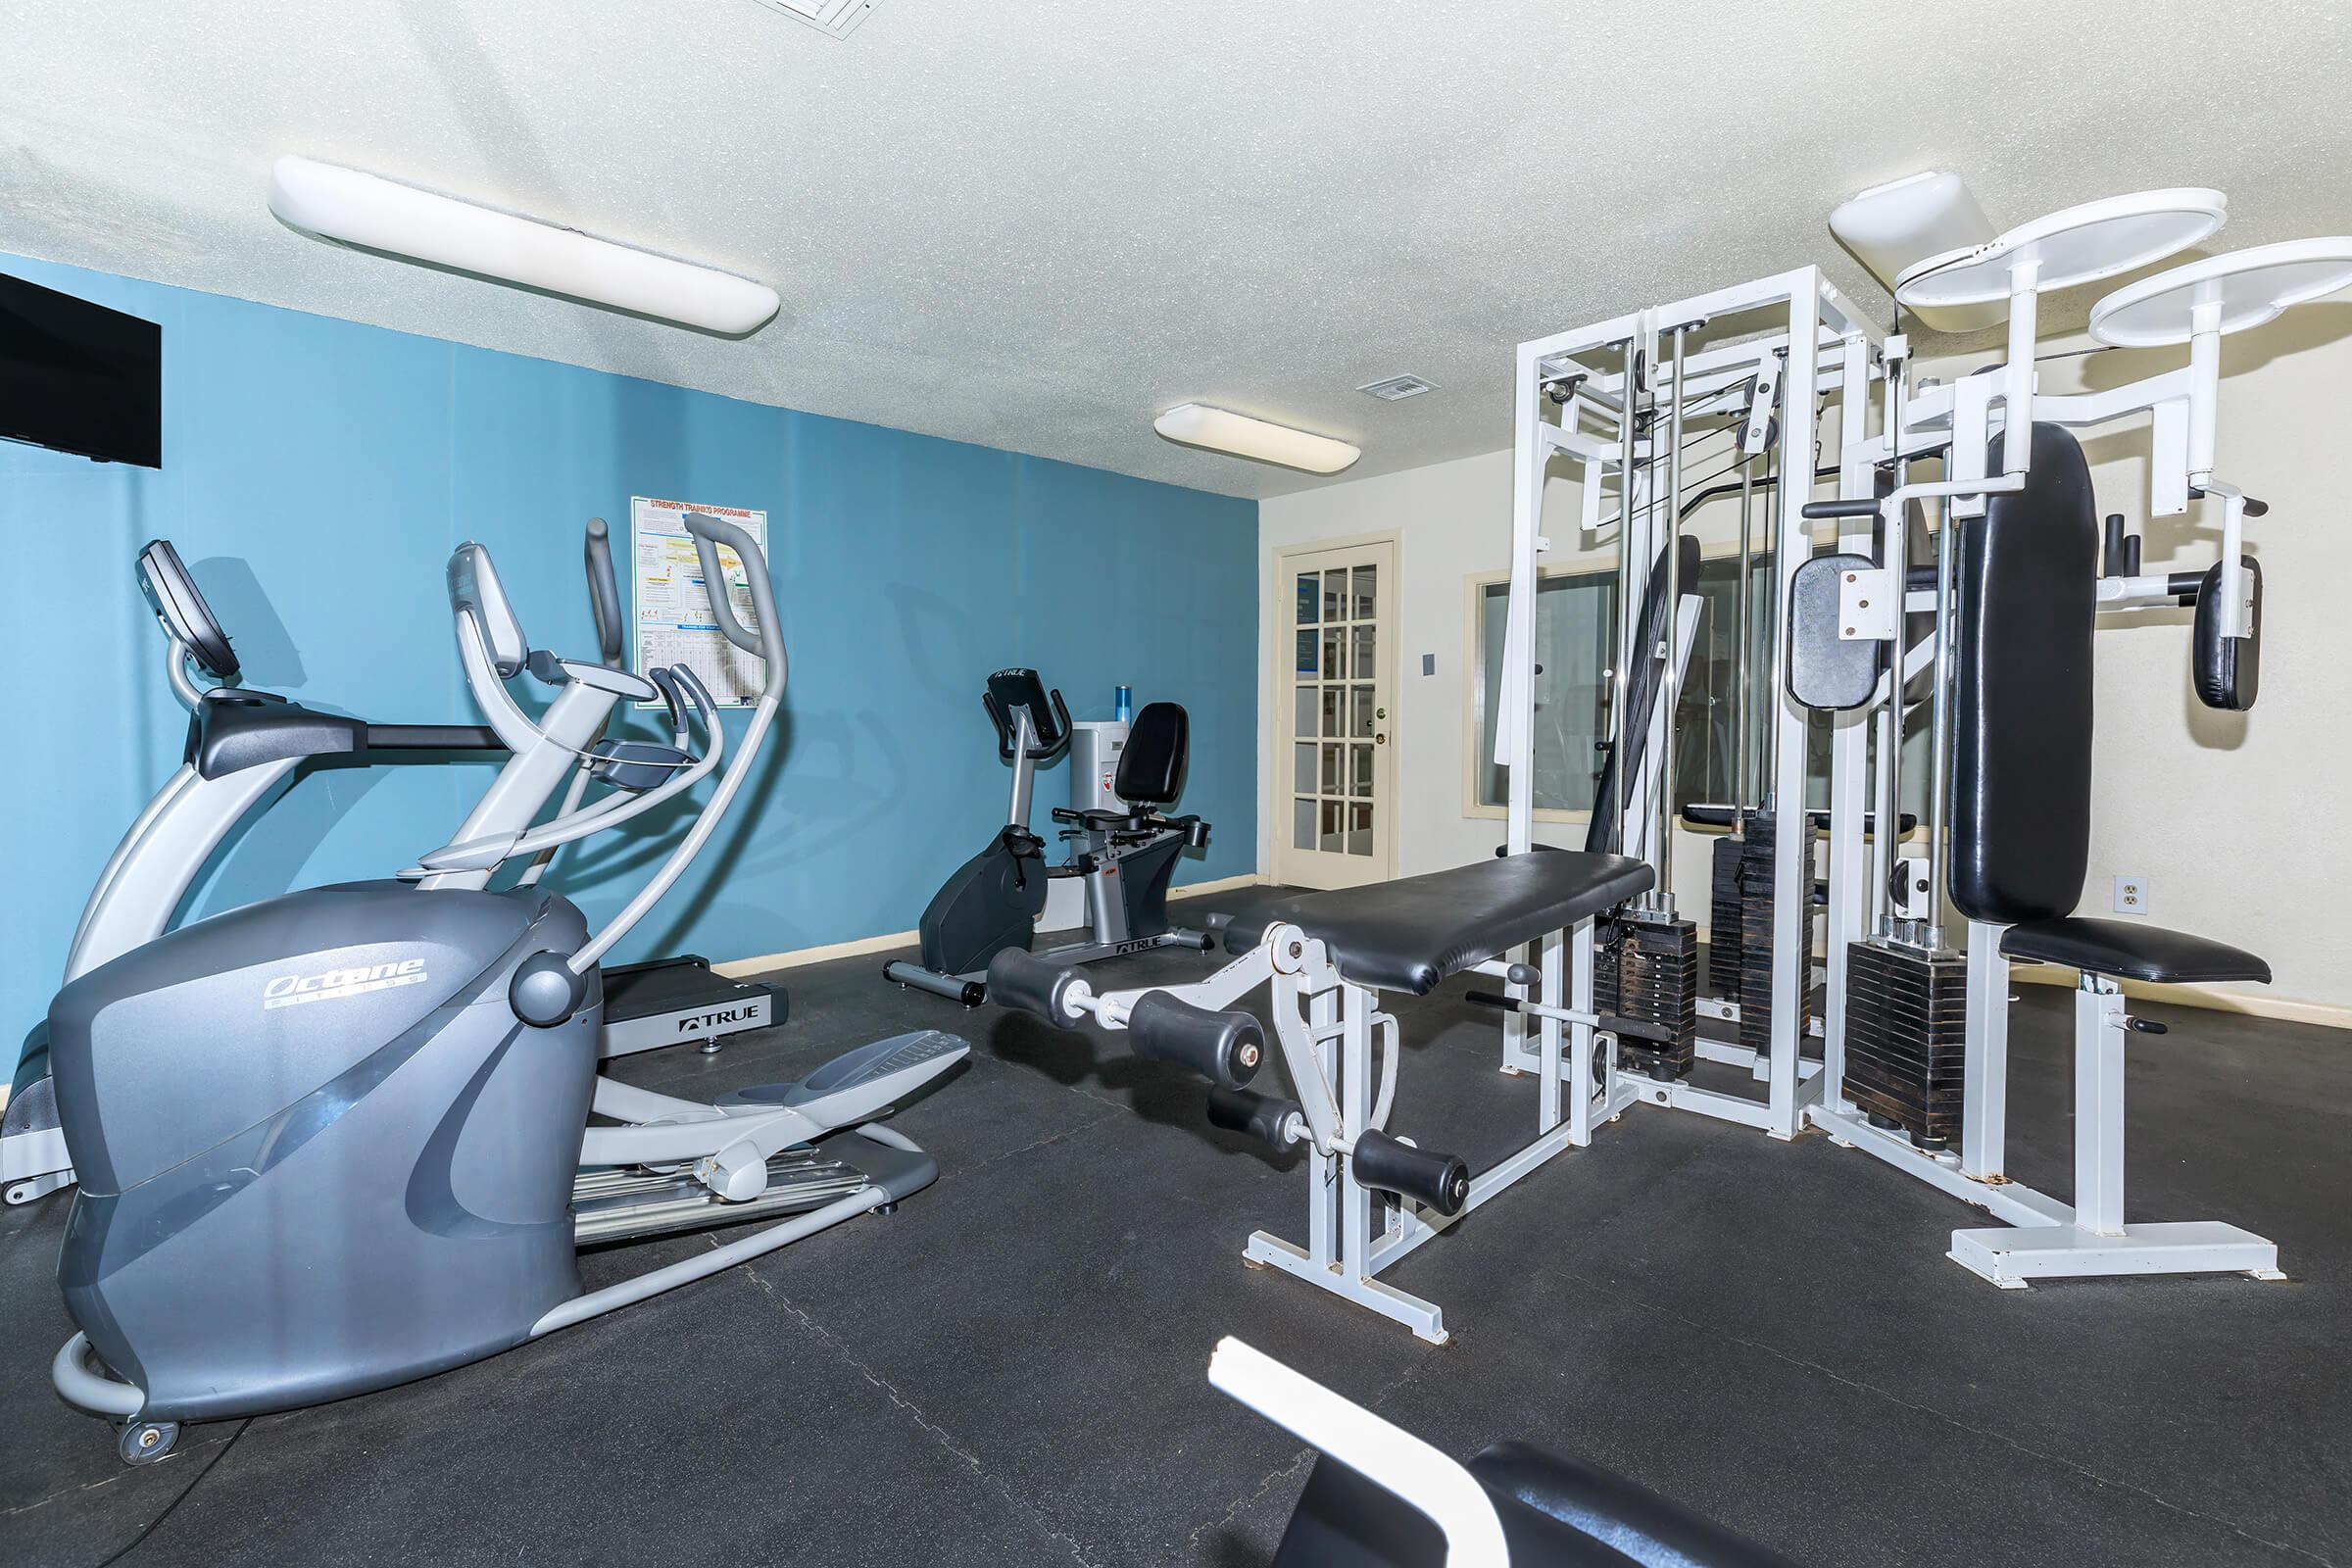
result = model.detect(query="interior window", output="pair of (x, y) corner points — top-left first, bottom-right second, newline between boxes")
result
(1471, 556), (1931, 817)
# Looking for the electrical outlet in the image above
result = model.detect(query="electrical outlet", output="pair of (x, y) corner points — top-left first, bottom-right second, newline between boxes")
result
(2113, 875), (2148, 916)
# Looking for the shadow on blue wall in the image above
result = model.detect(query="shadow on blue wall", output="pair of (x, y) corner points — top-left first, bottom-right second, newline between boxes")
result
(0, 252), (1257, 1028)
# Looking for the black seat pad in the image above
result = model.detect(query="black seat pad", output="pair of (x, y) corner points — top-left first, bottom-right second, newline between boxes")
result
(1223, 853), (1653, 996)
(1271, 1445), (1794, 1568)
(1998, 916), (2269, 986)
(1470, 1442), (1801, 1568)
(1113, 702), (1187, 806)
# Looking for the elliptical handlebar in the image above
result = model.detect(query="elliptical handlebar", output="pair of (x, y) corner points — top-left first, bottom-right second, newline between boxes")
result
(417, 669), (725, 878)
(583, 516), (626, 668)
(684, 513), (786, 679)
(564, 523), (786, 977)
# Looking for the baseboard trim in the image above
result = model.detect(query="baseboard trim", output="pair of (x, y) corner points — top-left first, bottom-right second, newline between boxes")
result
(711, 873), (1266, 979)
(713, 928), (916, 977)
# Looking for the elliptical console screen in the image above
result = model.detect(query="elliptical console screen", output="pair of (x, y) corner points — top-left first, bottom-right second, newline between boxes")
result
(138, 540), (237, 680)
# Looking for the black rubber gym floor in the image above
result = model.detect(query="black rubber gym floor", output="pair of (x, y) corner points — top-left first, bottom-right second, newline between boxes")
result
(5, 932), (2347, 1566)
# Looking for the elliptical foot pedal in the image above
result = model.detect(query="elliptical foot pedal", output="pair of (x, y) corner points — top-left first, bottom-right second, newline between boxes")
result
(717, 1030), (970, 1112)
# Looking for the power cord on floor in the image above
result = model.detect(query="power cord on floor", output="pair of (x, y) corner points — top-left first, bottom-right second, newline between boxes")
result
(94, 1419), (251, 1568)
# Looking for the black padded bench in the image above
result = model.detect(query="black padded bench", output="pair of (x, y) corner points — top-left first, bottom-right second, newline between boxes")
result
(990, 851), (1656, 1341)
(1215, 853), (1654, 995)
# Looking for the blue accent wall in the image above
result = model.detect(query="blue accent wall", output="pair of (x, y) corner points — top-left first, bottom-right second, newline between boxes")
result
(0, 254), (1256, 1029)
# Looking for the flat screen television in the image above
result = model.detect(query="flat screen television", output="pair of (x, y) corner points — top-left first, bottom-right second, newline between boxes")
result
(0, 272), (162, 467)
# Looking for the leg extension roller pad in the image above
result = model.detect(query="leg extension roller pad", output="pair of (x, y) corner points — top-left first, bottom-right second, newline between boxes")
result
(1206, 1086), (1302, 1150)
(1351, 1130), (1470, 1217)
(1126, 992), (1264, 1090)
(986, 949), (1085, 1024)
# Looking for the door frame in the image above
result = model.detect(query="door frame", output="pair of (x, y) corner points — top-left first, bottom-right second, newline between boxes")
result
(1267, 530), (1400, 888)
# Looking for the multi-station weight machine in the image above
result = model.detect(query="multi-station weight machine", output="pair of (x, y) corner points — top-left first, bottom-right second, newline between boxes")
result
(990, 184), (2337, 1348)
(1492, 187), (2350, 1287)
(1491, 267), (1874, 1146)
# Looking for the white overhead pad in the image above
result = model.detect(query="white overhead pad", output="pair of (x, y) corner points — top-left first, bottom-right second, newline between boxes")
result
(2089, 237), (2352, 346)
(1895, 188), (2228, 311)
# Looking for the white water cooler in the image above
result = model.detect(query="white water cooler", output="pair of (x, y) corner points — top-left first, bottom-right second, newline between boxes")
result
(1039, 719), (1128, 932)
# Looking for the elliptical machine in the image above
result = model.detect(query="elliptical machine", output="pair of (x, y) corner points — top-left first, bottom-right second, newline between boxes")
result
(884, 668), (1212, 1006)
(4, 526), (785, 1213)
(4, 540), (506, 1207)
(47, 514), (967, 1465)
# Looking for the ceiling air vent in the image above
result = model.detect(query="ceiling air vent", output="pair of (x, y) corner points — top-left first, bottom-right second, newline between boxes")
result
(1358, 373), (1436, 402)
(750, 0), (881, 38)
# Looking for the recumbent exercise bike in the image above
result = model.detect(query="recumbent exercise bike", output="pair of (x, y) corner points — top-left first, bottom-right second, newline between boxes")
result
(885, 667), (1213, 1006)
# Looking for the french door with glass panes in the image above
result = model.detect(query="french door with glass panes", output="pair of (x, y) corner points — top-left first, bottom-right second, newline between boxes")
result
(1275, 539), (1395, 889)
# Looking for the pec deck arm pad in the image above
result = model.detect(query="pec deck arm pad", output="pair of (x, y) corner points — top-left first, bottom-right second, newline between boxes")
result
(2191, 556), (2261, 711)
(1786, 553), (1880, 711)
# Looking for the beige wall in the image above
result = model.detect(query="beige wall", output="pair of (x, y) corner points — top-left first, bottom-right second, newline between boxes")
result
(1257, 312), (2352, 1014)
(1259, 448), (1516, 881)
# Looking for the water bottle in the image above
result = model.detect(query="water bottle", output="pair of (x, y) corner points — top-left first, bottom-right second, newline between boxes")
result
(1114, 685), (1133, 722)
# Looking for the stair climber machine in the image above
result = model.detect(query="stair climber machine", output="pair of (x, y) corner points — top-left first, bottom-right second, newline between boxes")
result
(884, 667), (1214, 1005)
(46, 514), (968, 1464)
(2, 525), (783, 1211)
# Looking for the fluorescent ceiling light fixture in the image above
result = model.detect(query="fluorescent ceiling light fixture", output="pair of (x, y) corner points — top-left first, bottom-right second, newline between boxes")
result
(1152, 404), (1360, 473)
(750, 0), (882, 37)
(1829, 171), (2000, 332)
(267, 157), (780, 335)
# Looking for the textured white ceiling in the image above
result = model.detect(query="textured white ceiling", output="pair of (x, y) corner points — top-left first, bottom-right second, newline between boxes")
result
(4, 1), (2348, 499)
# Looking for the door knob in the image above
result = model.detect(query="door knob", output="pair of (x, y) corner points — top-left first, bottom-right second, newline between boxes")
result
(1375, 732), (1388, 745)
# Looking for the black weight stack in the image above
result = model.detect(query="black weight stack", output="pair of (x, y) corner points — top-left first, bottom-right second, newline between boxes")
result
(1708, 824), (1745, 996)
(1598, 913), (1698, 1079)
(1735, 811), (1816, 1059)
(1842, 939), (1968, 1150)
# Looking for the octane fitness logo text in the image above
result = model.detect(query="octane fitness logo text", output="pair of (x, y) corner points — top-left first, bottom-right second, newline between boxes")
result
(263, 959), (429, 1009)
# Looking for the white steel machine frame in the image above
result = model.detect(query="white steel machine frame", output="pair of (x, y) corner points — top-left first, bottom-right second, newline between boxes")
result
(1801, 203), (2339, 1288)
(1497, 268), (1875, 1150)
(1023, 911), (1614, 1343)
(1496, 192), (2342, 1290)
